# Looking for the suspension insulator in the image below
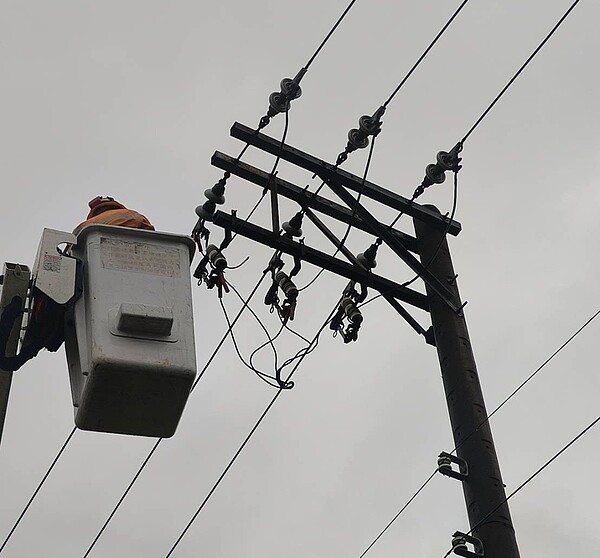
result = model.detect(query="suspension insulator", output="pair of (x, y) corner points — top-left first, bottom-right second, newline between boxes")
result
(282, 211), (304, 237)
(280, 77), (303, 101)
(347, 128), (369, 151)
(275, 271), (298, 300)
(340, 297), (362, 325)
(206, 244), (227, 272)
(425, 163), (446, 185)
(436, 142), (463, 172)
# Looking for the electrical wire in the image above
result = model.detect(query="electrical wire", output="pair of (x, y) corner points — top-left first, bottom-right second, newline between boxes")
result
(305, 0), (359, 70)
(0, 426), (77, 555)
(461, 0), (582, 144)
(80, 273), (269, 558)
(450, 306), (600, 456)
(219, 294), (283, 388)
(441, 413), (600, 558)
(356, 305), (600, 558)
(383, 0), (470, 108)
(298, 136), (378, 292)
(358, 470), (438, 558)
(163, 299), (341, 557)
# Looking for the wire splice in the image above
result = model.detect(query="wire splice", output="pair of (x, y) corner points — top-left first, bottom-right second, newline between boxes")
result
(336, 105), (385, 166)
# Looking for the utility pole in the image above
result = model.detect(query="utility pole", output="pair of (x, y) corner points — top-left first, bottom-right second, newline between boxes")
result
(414, 212), (520, 558)
(198, 122), (520, 556)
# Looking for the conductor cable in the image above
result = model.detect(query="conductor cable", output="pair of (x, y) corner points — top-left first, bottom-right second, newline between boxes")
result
(163, 299), (341, 557)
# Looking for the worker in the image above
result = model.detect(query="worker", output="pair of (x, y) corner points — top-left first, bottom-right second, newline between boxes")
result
(0, 197), (155, 371)
(73, 196), (155, 235)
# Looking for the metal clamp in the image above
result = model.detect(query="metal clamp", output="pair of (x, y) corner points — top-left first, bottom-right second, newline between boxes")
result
(451, 532), (484, 557)
(437, 452), (468, 481)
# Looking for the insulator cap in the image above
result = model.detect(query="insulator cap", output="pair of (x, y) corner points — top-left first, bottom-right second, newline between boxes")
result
(347, 128), (369, 151)
(282, 211), (304, 237)
(196, 200), (216, 221)
(204, 188), (225, 205)
(268, 92), (291, 114)
(425, 163), (446, 185)
(280, 77), (303, 100)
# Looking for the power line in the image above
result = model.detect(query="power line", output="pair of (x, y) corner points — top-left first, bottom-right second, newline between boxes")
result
(163, 300), (341, 557)
(305, 0), (360, 70)
(0, 426), (77, 554)
(461, 0), (583, 144)
(81, 272), (269, 558)
(441, 413), (600, 558)
(356, 304), (600, 557)
(383, 0), (470, 108)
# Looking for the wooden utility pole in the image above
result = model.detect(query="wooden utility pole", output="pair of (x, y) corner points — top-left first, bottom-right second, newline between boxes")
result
(414, 212), (520, 558)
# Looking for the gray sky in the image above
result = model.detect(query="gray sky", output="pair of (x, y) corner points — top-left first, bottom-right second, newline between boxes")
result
(1, 1), (600, 556)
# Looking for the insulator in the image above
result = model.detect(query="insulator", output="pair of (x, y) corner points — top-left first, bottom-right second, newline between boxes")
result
(347, 128), (369, 151)
(195, 199), (216, 221)
(268, 91), (291, 114)
(275, 271), (298, 300)
(206, 244), (227, 272)
(451, 535), (468, 553)
(282, 211), (304, 237)
(357, 242), (379, 269)
(280, 77), (303, 101)
(425, 163), (446, 185)
(437, 454), (453, 473)
(340, 297), (362, 325)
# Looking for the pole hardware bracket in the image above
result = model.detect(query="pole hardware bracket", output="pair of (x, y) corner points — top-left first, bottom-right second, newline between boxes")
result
(437, 452), (468, 481)
(451, 532), (484, 557)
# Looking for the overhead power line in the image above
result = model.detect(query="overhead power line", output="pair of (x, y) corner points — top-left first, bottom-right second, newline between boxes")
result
(163, 300), (341, 557)
(461, 0), (583, 143)
(441, 413), (600, 558)
(357, 304), (600, 558)
(80, 272), (270, 558)
(0, 426), (77, 554)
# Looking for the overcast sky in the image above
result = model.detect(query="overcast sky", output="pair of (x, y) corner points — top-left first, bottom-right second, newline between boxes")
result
(1, 1), (600, 557)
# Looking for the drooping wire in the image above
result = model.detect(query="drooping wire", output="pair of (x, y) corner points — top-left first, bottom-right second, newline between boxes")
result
(298, 136), (378, 292)
(356, 305), (600, 558)
(461, 0), (582, 144)
(0, 426), (77, 555)
(441, 413), (600, 558)
(80, 273), (269, 558)
(163, 299), (342, 557)
(219, 290), (283, 389)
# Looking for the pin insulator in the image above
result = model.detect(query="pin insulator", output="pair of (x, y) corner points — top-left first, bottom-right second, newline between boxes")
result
(282, 211), (304, 237)
(357, 242), (379, 269)
(195, 199), (216, 221)
(196, 173), (230, 221)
